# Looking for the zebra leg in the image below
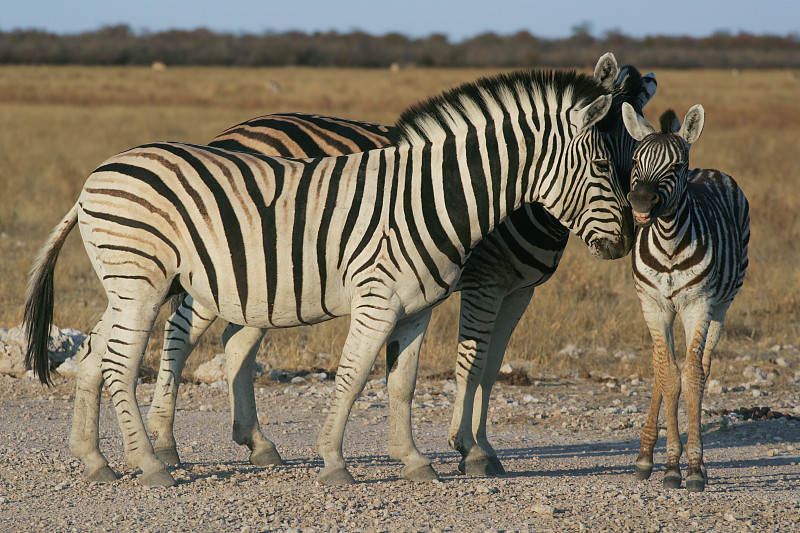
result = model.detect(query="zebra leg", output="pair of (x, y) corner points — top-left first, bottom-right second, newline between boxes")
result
(102, 303), (175, 487)
(681, 301), (716, 493)
(147, 295), (217, 465)
(449, 286), (502, 477)
(694, 302), (730, 483)
(639, 298), (682, 489)
(221, 324), (282, 466)
(635, 373), (662, 480)
(385, 308), (437, 482)
(472, 286), (535, 476)
(316, 290), (399, 485)
(69, 315), (117, 483)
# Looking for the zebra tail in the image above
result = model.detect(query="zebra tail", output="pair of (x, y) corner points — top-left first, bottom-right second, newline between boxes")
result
(23, 202), (79, 386)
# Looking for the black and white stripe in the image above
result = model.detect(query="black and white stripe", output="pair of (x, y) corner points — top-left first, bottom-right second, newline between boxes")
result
(622, 103), (750, 492)
(25, 67), (629, 487)
(146, 56), (658, 477)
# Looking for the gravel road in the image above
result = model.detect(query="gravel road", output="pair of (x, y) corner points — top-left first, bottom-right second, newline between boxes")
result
(1, 370), (798, 532)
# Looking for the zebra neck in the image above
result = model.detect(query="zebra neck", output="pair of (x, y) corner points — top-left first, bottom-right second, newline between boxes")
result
(397, 133), (533, 262)
(643, 195), (693, 255)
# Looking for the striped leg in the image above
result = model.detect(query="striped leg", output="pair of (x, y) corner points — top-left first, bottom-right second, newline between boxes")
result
(638, 298), (682, 488)
(386, 308), (438, 481)
(695, 302), (731, 483)
(316, 288), (399, 485)
(221, 324), (282, 466)
(449, 286), (503, 476)
(147, 295), (217, 465)
(635, 372), (662, 480)
(681, 300), (716, 492)
(69, 314), (117, 483)
(102, 301), (175, 487)
(472, 286), (535, 476)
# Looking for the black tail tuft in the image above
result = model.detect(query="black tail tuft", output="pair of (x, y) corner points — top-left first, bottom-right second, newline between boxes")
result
(23, 203), (78, 386)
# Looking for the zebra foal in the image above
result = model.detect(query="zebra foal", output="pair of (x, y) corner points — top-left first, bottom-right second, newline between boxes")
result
(147, 57), (657, 475)
(25, 68), (630, 487)
(621, 103), (750, 492)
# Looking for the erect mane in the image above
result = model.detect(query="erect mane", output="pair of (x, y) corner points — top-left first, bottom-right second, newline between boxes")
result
(659, 109), (680, 134)
(596, 65), (645, 133)
(390, 69), (608, 147)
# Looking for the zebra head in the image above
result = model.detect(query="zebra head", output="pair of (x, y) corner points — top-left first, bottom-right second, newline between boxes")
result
(622, 103), (705, 227)
(538, 93), (634, 260)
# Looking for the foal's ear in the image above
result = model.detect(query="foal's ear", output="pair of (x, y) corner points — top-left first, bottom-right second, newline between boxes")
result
(679, 104), (705, 145)
(621, 102), (655, 141)
(593, 52), (619, 90)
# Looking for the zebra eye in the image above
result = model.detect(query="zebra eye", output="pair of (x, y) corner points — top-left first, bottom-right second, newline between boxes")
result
(592, 159), (611, 175)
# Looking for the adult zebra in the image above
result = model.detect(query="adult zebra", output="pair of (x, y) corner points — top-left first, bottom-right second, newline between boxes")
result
(25, 67), (630, 487)
(146, 57), (658, 476)
(621, 103), (749, 492)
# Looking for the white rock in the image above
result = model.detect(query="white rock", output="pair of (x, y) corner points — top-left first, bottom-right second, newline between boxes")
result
(775, 357), (790, 368)
(193, 353), (263, 384)
(499, 363), (514, 374)
(290, 376), (307, 384)
(55, 356), (78, 379)
(532, 503), (555, 516)
(0, 324), (86, 377)
(707, 379), (723, 394)
(558, 344), (584, 358)
(743, 366), (768, 383)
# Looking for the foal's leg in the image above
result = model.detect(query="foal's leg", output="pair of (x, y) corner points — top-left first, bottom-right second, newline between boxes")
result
(680, 300), (720, 492)
(638, 298), (681, 488)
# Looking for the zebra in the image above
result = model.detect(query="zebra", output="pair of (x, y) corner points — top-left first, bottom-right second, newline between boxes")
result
(145, 57), (658, 476)
(25, 67), (631, 487)
(621, 103), (750, 492)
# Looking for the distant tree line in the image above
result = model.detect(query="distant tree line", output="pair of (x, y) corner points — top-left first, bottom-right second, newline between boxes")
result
(1, 26), (799, 68)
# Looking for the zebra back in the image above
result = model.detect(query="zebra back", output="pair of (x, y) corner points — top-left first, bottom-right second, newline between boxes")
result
(209, 113), (392, 157)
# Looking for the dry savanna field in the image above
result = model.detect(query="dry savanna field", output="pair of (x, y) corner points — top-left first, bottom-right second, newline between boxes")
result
(0, 64), (798, 386)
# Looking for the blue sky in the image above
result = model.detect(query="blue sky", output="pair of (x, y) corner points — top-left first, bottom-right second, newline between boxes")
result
(3, 1), (798, 41)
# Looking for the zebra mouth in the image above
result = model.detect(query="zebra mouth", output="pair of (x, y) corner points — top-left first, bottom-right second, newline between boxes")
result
(633, 210), (655, 227)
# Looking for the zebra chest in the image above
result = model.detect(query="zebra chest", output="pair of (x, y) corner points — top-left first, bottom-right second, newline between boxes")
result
(634, 230), (715, 303)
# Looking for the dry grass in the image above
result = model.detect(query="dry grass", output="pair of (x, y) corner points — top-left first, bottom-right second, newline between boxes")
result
(1, 65), (798, 385)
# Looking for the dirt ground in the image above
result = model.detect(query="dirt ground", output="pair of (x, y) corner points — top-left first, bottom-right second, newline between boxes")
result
(0, 370), (798, 532)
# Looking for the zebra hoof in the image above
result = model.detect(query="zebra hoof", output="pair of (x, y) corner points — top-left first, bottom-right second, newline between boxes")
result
(83, 465), (118, 483)
(458, 452), (496, 477)
(250, 444), (283, 467)
(686, 476), (706, 493)
(663, 470), (682, 490)
(140, 470), (176, 487)
(401, 464), (439, 482)
(487, 455), (506, 475)
(317, 468), (356, 485)
(154, 447), (181, 466)
(635, 464), (653, 481)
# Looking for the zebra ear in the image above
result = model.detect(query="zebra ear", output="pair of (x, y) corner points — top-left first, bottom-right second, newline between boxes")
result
(593, 52), (619, 90)
(637, 72), (658, 109)
(621, 102), (655, 141)
(574, 94), (612, 132)
(679, 104), (705, 145)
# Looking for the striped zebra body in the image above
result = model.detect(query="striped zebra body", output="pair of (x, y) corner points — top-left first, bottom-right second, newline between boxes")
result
(25, 68), (629, 487)
(622, 104), (750, 492)
(146, 57), (658, 476)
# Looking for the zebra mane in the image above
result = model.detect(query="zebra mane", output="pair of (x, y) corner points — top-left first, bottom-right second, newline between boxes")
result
(596, 65), (645, 132)
(390, 69), (608, 147)
(659, 110), (681, 133)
